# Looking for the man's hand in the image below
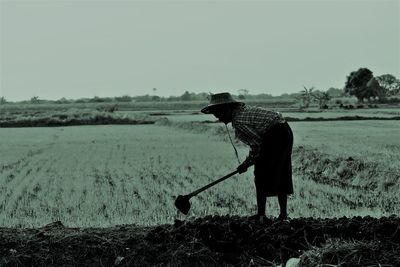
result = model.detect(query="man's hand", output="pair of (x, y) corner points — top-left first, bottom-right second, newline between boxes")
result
(237, 163), (248, 174)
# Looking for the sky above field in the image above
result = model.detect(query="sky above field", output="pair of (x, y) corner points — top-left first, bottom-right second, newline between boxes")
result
(0, 0), (399, 101)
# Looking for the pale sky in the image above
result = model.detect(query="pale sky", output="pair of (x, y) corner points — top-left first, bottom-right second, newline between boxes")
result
(0, 0), (399, 101)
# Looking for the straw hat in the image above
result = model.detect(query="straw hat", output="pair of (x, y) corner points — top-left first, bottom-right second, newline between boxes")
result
(201, 92), (242, 114)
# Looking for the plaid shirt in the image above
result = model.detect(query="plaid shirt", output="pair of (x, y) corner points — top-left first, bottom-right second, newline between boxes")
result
(232, 104), (285, 166)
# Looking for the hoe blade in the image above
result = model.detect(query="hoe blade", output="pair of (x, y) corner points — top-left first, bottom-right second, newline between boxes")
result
(174, 195), (191, 215)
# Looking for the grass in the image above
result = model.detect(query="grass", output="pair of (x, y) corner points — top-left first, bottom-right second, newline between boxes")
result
(0, 108), (155, 127)
(0, 118), (399, 228)
(300, 238), (399, 266)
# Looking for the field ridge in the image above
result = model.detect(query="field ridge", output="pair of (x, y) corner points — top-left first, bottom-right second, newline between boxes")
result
(0, 215), (399, 266)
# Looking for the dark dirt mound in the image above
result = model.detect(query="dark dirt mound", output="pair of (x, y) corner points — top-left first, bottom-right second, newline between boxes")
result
(0, 216), (399, 266)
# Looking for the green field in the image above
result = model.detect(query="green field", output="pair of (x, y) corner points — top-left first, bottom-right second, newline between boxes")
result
(0, 118), (399, 228)
(2, 100), (399, 127)
(0, 125), (248, 227)
(151, 108), (400, 122)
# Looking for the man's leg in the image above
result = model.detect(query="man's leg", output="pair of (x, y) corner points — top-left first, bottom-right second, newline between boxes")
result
(256, 183), (267, 216)
(278, 194), (287, 219)
(276, 123), (292, 220)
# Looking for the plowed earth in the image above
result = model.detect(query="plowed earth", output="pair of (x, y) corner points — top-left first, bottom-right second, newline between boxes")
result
(1, 216), (399, 266)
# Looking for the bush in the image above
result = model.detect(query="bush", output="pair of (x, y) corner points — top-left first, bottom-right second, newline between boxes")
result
(378, 97), (400, 104)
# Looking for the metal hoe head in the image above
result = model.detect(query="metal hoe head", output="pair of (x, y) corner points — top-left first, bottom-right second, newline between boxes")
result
(174, 195), (191, 215)
(174, 170), (239, 215)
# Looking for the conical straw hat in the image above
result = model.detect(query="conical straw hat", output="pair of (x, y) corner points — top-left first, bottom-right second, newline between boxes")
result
(201, 92), (242, 114)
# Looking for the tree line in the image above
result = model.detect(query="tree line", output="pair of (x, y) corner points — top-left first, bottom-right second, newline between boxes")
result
(0, 68), (399, 105)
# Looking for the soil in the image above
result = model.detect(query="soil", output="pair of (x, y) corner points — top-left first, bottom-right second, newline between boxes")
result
(0, 215), (399, 267)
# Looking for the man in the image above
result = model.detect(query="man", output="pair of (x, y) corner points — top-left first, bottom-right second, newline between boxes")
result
(201, 92), (293, 221)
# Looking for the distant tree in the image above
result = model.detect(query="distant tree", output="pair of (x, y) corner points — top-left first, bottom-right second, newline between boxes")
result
(326, 87), (344, 97)
(30, 96), (40, 104)
(344, 68), (384, 102)
(181, 91), (192, 101)
(366, 77), (386, 99)
(89, 96), (113, 103)
(257, 93), (273, 99)
(197, 92), (209, 100)
(0, 96), (7, 104)
(90, 96), (102, 103)
(75, 98), (90, 103)
(279, 93), (295, 98)
(376, 74), (400, 96)
(345, 68), (373, 88)
(151, 88), (162, 101)
(312, 91), (331, 109)
(55, 97), (70, 104)
(114, 95), (132, 102)
(151, 95), (161, 101)
(238, 89), (249, 99)
(133, 95), (152, 102)
(167, 96), (180, 102)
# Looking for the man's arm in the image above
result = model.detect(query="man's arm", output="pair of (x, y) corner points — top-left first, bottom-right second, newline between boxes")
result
(235, 124), (263, 172)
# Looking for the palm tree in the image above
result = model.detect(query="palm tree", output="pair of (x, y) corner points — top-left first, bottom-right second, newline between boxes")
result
(300, 86), (314, 108)
(30, 96), (40, 104)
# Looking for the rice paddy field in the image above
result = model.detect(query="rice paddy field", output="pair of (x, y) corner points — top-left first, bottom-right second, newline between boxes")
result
(0, 116), (399, 228)
(157, 108), (400, 122)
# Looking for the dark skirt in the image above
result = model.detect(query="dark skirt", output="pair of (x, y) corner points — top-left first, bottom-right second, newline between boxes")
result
(254, 122), (294, 197)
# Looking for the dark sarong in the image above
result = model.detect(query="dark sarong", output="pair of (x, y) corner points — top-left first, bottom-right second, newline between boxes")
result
(254, 122), (294, 197)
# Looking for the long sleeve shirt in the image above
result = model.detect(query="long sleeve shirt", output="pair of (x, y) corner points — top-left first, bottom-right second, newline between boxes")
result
(231, 104), (286, 166)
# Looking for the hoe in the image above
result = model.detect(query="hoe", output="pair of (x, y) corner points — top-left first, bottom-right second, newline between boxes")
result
(174, 170), (239, 214)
